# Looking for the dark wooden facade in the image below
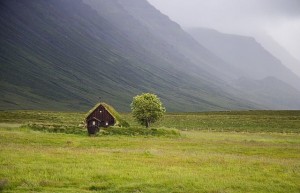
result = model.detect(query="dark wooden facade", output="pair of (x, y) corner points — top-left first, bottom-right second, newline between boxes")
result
(86, 104), (115, 134)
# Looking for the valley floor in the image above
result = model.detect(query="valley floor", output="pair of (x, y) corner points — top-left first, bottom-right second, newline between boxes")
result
(0, 111), (299, 193)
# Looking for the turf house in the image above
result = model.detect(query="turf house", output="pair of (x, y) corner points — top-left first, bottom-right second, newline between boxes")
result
(85, 103), (129, 135)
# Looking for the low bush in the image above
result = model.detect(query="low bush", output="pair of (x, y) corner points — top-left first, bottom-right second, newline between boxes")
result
(100, 126), (180, 137)
(23, 124), (180, 137)
(24, 124), (86, 135)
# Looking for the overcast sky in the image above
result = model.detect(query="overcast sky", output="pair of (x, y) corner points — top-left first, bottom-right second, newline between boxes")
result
(147, 0), (300, 62)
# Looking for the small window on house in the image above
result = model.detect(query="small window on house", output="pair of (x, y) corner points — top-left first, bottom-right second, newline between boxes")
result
(93, 121), (96, 126)
(105, 122), (108, 126)
(100, 110), (102, 113)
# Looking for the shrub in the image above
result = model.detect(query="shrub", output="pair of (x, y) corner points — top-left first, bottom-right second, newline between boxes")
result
(101, 126), (180, 137)
(24, 124), (86, 135)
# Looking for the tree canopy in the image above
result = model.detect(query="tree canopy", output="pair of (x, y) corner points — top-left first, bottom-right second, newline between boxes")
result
(131, 93), (166, 128)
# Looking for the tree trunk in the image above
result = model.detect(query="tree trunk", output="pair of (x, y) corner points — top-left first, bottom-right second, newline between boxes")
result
(146, 120), (150, 128)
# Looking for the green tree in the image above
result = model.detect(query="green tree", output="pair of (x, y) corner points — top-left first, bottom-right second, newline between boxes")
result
(131, 93), (166, 128)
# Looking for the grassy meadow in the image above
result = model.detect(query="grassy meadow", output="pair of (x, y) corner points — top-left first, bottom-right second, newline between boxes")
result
(0, 110), (299, 192)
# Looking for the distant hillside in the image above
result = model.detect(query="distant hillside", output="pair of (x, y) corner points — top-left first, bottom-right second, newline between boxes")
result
(234, 77), (300, 109)
(187, 28), (300, 91)
(0, 0), (143, 111)
(0, 0), (260, 111)
(188, 28), (300, 109)
(255, 33), (300, 78)
(1, 0), (299, 111)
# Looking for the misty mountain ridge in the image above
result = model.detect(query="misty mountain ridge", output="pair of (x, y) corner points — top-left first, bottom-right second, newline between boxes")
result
(1, 0), (299, 111)
(254, 33), (300, 78)
(187, 27), (300, 91)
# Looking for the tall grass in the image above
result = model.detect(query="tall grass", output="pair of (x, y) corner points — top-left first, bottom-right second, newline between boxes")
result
(0, 110), (299, 192)
(0, 129), (299, 193)
(149, 111), (300, 133)
(1, 110), (299, 133)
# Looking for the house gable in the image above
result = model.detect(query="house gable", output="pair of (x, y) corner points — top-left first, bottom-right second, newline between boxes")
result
(86, 104), (115, 128)
(85, 102), (130, 130)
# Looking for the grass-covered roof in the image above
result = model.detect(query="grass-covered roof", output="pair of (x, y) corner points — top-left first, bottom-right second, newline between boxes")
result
(85, 103), (129, 127)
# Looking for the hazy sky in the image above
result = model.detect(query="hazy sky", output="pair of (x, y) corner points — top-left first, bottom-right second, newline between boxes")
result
(147, 0), (300, 61)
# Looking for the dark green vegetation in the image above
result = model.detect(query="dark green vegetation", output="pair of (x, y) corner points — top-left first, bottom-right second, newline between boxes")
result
(101, 126), (180, 137)
(0, 111), (299, 192)
(2, 0), (300, 112)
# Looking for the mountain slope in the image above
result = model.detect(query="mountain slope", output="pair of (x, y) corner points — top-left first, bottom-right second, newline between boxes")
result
(187, 28), (300, 91)
(0, 0), (262, 111)
(114, 0), (242, 81)
(234, 76), (300, 109)
(81, 0), (265, 109)
(255, 33), (300, 77)
(0, 0), (145, 110)
(187, 27), (300, 109)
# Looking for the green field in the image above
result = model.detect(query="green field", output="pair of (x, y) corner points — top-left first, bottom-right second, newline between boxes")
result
(0, 111), (300, 192)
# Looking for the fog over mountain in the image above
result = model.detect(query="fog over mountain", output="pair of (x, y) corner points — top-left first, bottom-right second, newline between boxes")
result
(147, 0), (300, 75)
